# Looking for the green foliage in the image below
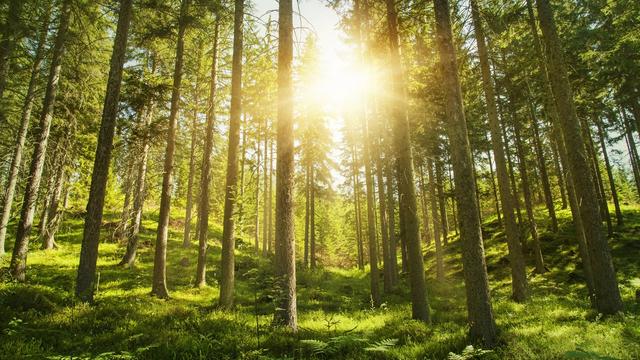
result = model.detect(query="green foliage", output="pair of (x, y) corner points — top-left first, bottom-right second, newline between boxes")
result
(447, 345), (495, 360)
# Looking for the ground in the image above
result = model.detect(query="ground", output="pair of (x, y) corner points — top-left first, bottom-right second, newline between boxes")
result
(0, 205), (639, 359)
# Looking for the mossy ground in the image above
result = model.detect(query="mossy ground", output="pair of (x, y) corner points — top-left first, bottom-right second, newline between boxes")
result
(0, 205), (639, 359)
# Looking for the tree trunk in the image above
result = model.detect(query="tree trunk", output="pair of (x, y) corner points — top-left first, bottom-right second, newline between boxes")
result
(596, 117), (623, 227)
(238, 114), (247, 232)
(471, 0), (527, 301)
(117, 155), (135, 241)
(254, 123), (261, 255)
(385, 0), (430, 323)
(435, 160), (449, 246)
(42, 151), (67, 250)
(352, 146), (364, 269)
(355, 0), (381, 307)
(512, 104), (545, 273)
(267, 140), (274, 254)
(10, 0), (71, 282)
(150, 0), (190, 300)
(195, 16), (219, 288)
(418, 163), (432, 247)
(486, 147), (501, 224)
(385, 156), (398, 285)
(0, 4), (51, 254)
(184, 50), (202, 248)
(310, 167), (317, 269)
(536, 0), (623, 314)
(304, 163), (310, 268)
(219, 0), (244, 308)
(74, 0), (133, 300)
(374, 139), (391, 291)
(427, 159), (444, 282)
(262, 129), (270, 257)
(273, 0), (297, 330)
(527, 95), (558, 232)
(434, 0), (497, 346)
(119, 110), (152, 268)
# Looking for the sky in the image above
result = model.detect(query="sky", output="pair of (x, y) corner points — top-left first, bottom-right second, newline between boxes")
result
(251, 0), (354, 187)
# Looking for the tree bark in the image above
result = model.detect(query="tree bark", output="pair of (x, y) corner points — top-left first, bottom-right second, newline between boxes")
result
(184, 49), (202, 248)
(385, 156), (398, 285)
(536, 0), (623, 314)
(151, 0), (190, 299)
(471, 0), (527, 301)
(10, 0), (71, 282)
(374, 138), (391, 291)
(596, 117), (623, 227)
(74, 0), (133, 300)
(385, 0), (430, 323)
(42, 149), (67, 250)
(434, 0), (497, 346)
(435, 160), (449, 245)
(218, 0), (244, 307)
(273, 0), (297, 330)
(195, 16), (219, 288)
(310, 166), (317, 269)
(0, 4), (51, 254)
(427, 159), (444, 281)
(304, 163), (310, 268)
(352, 146), (364, 269)
(262, 129), (270, 257)
(527, 95), (558, 232)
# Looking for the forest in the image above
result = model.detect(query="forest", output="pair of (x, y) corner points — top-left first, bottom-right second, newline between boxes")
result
(0, 0), (639, 358)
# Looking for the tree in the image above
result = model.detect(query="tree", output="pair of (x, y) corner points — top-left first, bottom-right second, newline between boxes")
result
(195, 14), (220, 288)
(536, 0), (623, 315)
(0, 3), (52, 254)
(385, 0), (430, 322)
(75, 0), (134, 301)
(434, 0), (497, 346)
(9, 0), (72, 281)
(151, 0), (191, 299)
(469, 0), (527, 302)
(218, 0), (244, 308)
(273, 0), (297, 330)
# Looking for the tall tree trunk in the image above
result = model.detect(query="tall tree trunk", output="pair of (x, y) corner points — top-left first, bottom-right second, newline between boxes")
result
(435, 160), (449, 246)
(267, 140), (274, 254)
(623, 114), (640, 196)
(385, 156), (397, 285)
(195, 16), (219, 288)
(471, 0), (527, 301)
(385, 0), (430, 323)
(37, 173), (54, 241)
(304, 162), (310, 268)
(74, 0), (133, 300)
(150, 0), (190, 299)
(527, 95), (558, 232)
(581, 117), (612, 236)
(427, 159), (444, 281)
(374, 139), (391, 291)
(434, 0), (497, 346)
(42, 150), (67, 250)
(117, 155), (135, 241)
(486, 147), (501, 224)
(219, 0), (244, 308)
(119, 108), (152, 268)
(418, 163), (432, 247)
(262, 130), (270, 257)
(0, 4), (51, 254)
(10, 0), (71, 282)
(254, 123), (261, 255)
(512, 105), (545, 273)
(352, 147), (364, 269)
(355, 0), (381, 307)
(596, 117), (623, 227)
(184, 50), (202, 248)
(310, 167), (317, 269)
(551, 139), (568, 209)
(238, 114), (247, 232)
(536, 0), (622, 314)
(273, 0), (297, 330)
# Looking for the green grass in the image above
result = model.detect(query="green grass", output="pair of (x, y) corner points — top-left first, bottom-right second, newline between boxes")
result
(0, 205), (639, 359)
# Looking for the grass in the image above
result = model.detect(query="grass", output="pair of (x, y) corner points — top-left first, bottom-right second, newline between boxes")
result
(0, 205), (639, 359)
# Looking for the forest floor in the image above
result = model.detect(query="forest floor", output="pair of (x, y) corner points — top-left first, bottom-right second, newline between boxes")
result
(1, 206), (639, 359)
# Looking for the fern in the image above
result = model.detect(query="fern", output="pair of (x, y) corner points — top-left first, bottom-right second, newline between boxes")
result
(300, 339), (331, 355)
(448, 345), (494, 360)
(364, 338), (399, 353)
